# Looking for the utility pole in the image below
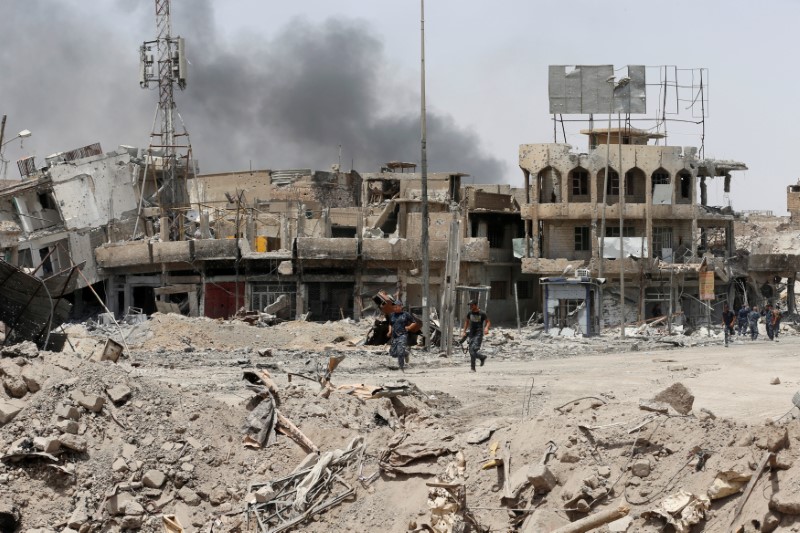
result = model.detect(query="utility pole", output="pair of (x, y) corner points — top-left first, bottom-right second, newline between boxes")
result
(618, 111), (625, 338)
(0, 115), (6, 155)
(420, 0), (431, 351)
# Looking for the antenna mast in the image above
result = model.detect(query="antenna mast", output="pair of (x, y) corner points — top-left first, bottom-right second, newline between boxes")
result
(139, 0), (191, 241)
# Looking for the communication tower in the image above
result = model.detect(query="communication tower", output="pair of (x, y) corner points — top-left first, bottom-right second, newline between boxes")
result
(139, 0), (192, 239)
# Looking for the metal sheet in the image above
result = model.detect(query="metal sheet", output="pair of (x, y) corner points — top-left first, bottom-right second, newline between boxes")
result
(549, 65), (646, 114)
(652, 184), (672, 205)
(0, 260), (81, 346)
(601, 237), (648, 259)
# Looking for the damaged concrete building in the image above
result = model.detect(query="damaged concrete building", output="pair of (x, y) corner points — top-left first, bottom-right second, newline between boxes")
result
(0, 144), (148, 295)
(518, 127), (748, 332)
(92, 163), (535, 324)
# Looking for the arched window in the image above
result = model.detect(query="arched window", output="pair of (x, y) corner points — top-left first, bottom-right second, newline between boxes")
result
(676, 170), (692, 204)
(598, 168), (619, 204)
(651, 168), (672, 204)
(537, 166), (562, 203)
(568, 167), (590, 202)
(625, 167), (646, 203)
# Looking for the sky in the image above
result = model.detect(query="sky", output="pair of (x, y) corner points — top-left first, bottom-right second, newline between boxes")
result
(0, 1), (795, 212)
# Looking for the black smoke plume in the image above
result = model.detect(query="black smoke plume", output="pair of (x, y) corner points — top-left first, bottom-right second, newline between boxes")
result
(0, 2), (505, 181)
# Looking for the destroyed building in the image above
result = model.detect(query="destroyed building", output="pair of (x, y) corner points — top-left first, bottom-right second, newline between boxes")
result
(518, 127), (748, 332)
(90, 163), (534, 324)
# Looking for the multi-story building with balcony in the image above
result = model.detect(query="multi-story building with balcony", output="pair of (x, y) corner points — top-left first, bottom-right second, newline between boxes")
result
(518, 127), (747, 331)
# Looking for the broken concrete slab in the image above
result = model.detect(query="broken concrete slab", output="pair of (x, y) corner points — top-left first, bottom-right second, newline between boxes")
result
(19, 366), (41, 393)
(178, 486), (201, 506)
(465, 426), (495, 445)
(143, 469), (166, 489)
(3, 375), (27, 398)
(56, 419), (79, 434)
(652, 382), (695, 415)
(106, 384), (132, 405)
(528, 464), (558, 493)
(0, 399), (26, 424)
(755, 424), (789, 453)
(1, 341), (39, 358)
(106, 492), (136, 516)
(55, 404), (80, 421)
(33, 436), (61, 454)
(631, 458), (651, 478)
(59, 434), (87, 453)
(71, 391), (105, 413)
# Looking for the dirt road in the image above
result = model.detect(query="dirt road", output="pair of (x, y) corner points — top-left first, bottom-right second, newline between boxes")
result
(338, 335), (800, 425)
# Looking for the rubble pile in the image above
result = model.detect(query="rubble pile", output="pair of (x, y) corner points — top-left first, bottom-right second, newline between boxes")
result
(422, 383), (800, 533)
(3, 311), (799, 532)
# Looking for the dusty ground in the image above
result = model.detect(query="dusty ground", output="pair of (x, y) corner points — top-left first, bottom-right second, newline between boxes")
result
(4, 314), (800, 532)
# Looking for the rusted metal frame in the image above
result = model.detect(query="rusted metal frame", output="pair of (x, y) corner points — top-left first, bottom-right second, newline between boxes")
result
(34, 263), (80, 344)
(0, 265), (17, 290)
(3, 280), (45, 346)
(250, 450), (363, 531)
(259, 475), (355, 533)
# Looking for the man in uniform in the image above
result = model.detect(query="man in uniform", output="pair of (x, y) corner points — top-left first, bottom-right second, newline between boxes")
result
(462, 300), (491, 372)
(721, 303), (735, 346)
(388, 300), (414, 371)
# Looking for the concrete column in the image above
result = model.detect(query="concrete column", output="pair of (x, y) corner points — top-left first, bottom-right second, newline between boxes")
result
(691, 172), (698, 258)
(645, 168), (653, 260)
(199, 266), (206, 317)
(560, 168), (569, 207)
(788, 277), (796, 314)
(246, 213), (255, 247)
(160, 216), (169, 242)
(295, 281), (307, 319)
(297, 204), (306, 239)
(188, 289), (199, 317)
(353, 269), (363, 320)
(523, 170), (531, 258)
(106, 275), (119, 318)
(199, 212), (210, 239)
(700, 177), (707, 206)
(590, 166), (599, 261)
(279, 214), (290, 250)
(321, 207), (331, 238)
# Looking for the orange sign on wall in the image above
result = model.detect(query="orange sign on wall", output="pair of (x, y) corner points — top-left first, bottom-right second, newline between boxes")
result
(699, 271), (715, 301)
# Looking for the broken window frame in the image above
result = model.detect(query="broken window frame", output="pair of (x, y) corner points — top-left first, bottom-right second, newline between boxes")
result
(489, 280), (507, 300)
(574, 226), (591, 251)
(605, 169), (620, 196)
(487, 225), (504, 249)
(604, 226), (635, 238)
(652, 226), (673, 259)
(570, 169), (589, 196)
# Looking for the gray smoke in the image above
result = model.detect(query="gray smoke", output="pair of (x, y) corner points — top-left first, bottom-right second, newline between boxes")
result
(0, 2), (505, 181)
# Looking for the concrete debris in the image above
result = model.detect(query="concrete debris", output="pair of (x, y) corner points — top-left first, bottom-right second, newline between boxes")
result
(0, 309), (798, 531)
(643, 490), (710, 533)
(707, 470), (751, 500)
(652, 382), (695, 415)
(379, 432), (457, 476)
